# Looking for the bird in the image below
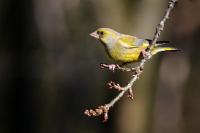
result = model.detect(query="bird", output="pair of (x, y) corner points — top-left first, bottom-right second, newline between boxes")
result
(90, 28), (179, 64)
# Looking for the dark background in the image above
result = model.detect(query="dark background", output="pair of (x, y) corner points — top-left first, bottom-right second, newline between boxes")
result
(0, 0), (200, 133)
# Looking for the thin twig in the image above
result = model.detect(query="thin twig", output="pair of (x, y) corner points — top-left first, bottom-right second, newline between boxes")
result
(84, 0), (178, 122)
(106, 59), (146, 108)
(100, 63), (136, 72)
(150, 0), (178, 48)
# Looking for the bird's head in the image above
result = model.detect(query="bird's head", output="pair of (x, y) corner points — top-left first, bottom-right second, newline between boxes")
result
(90, 28), (120, 47)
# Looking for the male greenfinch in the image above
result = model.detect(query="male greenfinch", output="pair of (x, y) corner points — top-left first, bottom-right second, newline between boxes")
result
(90, 28), (179, 63)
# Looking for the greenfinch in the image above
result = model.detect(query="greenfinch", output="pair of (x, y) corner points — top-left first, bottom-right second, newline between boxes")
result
(90, 28), (179, 63)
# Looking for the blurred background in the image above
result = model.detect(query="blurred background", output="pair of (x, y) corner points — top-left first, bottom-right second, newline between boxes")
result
(0, 0), (200, 133)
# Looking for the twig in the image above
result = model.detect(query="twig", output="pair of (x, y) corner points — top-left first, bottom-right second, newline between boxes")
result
(106, 59), (146, 107)
(107, 81), (124, 91)
(84, 59), (146, 122)
(150, 0), (178, 48)
(84, 0), (178, 122)
(100, 63), (136, 72)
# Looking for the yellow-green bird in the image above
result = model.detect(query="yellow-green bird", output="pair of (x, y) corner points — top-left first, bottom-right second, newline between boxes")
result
(90, 28), (179, 63)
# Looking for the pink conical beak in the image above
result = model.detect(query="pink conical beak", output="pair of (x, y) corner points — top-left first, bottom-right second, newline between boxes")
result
(90, 31), (99, 39)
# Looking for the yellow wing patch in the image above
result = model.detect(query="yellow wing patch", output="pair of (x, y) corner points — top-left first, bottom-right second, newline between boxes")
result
(118, 34), (137, 48)
(118, 34), (149, 49)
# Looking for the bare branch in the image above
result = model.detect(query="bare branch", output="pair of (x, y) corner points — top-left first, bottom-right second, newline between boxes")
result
(107, 81), (124, 91)
(106, 59), (145, 108)
(150, 0), (178, 48)
(84, 0), (178, 122)
(100, 63), (136, 72)
(84, 105), (109, 122)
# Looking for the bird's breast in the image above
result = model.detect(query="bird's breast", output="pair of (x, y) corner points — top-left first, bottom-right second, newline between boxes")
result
(108, 44), (144, 63)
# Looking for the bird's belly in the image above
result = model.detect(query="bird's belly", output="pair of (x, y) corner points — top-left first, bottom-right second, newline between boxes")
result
(109, 47), (143, 63)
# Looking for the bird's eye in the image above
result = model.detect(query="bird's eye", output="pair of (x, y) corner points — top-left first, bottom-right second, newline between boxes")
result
(97, 31), (104, 36)
(100, 31), (104, 35)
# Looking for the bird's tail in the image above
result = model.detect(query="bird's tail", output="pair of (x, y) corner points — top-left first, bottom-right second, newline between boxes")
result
(150, 46), (179, 55)
(146, 40), (180, 55)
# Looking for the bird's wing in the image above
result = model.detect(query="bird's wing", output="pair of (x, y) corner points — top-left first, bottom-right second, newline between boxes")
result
(145, 39), (170, 46)
(118, 34), (148, 49)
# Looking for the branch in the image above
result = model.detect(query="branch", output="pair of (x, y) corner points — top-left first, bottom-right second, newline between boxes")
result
(150, 0), (178, 48)
(84, 0), (178, 122)
(100, 63), (136, 72)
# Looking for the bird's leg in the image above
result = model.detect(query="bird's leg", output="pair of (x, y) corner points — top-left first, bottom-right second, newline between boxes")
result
(141, 50), (152, 59)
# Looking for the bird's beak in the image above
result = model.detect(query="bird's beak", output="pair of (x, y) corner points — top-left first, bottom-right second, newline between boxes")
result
(90, 31), (99, 39)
